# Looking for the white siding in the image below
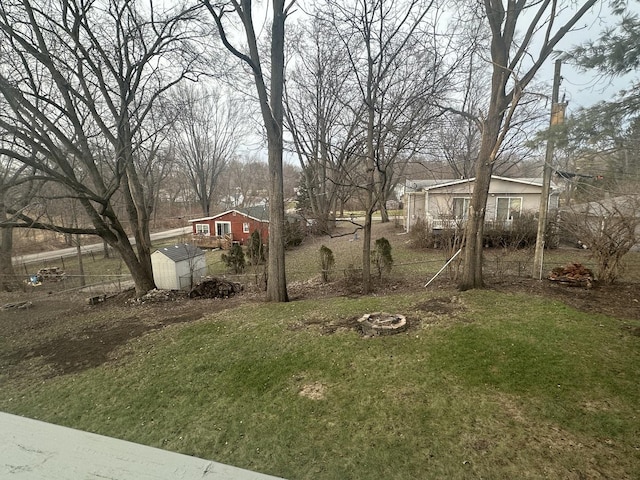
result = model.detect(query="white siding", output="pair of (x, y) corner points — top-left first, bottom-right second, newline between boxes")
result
(151, 251), (179, 290)
(151, 251), (207, 290)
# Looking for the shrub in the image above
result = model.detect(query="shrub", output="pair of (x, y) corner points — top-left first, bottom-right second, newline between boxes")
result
(247, 230), (266, 265)
(221, 244), (245, 274)
(284, 220), (305, 248)
(408, 217), (434, 249)
(372, 237), (393, 279)
(484, 211), (538, 249)
(343, 263), (363, 288)
(559, 199), (640, 284)
(319, 245), (335, 282)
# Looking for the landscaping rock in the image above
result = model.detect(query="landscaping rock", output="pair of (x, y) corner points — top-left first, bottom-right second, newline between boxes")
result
(358, 312), (408, 336)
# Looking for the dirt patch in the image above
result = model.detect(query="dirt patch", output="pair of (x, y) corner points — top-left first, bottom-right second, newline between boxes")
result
(0, 287), (260, 381)
(298, 381), (327, 400)
(5, 311), (206, 376)
(413, 295), (468, 328)
(415, 295), (466, 316)
(288, 315), (363, 335)
(11, 319), (154, 375)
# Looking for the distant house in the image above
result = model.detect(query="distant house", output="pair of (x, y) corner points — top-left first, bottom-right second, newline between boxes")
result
(404, 176), (560, 232)
(188, 206), (269, 249)
(151, 244), (207, 290)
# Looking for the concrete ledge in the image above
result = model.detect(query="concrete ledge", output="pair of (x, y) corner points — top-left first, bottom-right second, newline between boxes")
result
(0, 412), (285, 479)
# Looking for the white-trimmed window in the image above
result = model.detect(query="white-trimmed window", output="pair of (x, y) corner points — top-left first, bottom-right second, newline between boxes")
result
(496, 197), (522, 221)
(243, 222), (250, 233)
(452, 197), (470, 219)
(195, 223), (210, 236)
(215, 221), (231, 236)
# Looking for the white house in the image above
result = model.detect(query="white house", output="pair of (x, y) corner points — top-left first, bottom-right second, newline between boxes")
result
(404, 176), (560, 232)
(151, 244), (207, 290)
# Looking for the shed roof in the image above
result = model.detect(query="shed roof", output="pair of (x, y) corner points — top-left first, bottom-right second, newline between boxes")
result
(189, 206), (269, 223)
(154, 244), (204, 263)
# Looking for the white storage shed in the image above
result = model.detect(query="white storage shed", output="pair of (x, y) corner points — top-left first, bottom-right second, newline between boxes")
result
(151, 244), (207, 290)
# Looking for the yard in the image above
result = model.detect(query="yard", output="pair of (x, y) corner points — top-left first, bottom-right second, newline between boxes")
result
(1, 222), (639, 479)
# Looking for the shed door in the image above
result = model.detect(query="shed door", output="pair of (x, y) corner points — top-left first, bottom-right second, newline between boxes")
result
(215, 221), (231, 236)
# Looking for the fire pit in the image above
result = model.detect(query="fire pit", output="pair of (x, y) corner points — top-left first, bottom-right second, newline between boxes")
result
(358, 312), (408, 336)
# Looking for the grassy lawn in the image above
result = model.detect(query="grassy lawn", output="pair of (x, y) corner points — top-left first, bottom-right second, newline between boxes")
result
(1, 286), (639, 479)
(3, 221), (640, 478)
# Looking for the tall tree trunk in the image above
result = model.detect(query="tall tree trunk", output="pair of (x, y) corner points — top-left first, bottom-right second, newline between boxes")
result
(458, 0), (599, 290)
(203, 0), (289, 301)
(362, 66), (376, 294)
(459, 152), (493, 289)
(265, 1), (288, 302)
(459, 101), (504, 290)
(110, 233), (156, 296)
(378, 195), (390, 223)
(76, 235), (86, 287)
(123, 153), (155, 293)
(267, 138), (288, 302)
(0, 202), (18, 291)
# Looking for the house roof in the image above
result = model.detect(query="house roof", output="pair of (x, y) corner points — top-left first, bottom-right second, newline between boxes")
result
(405, 176), (557, 192)
(189, 206), (269, 223)
(153, 244), (204, 263)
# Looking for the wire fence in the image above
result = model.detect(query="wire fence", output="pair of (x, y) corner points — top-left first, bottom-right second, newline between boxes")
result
(3, 249), (639, 301)
(201, 255), (640, 287)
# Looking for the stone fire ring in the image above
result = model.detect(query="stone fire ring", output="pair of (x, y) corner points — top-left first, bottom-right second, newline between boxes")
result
(358, 312), (408, 336)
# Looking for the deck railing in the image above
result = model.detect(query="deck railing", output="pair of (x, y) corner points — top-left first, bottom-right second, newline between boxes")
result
(191, 233), (233, 249)
(430, 218), (514, 230)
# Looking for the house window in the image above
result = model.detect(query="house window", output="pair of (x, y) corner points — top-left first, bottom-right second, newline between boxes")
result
(243, 222), (250, 233)
(453, 197), (470, 219)
(215, 221), (231, 236)
(195, 223), (210, 236)
(496, 197), (522, 221)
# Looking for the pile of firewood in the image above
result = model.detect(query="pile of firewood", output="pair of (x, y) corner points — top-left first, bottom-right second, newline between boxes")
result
(548, 263), (594, 288)
(188, 277), (243, 299)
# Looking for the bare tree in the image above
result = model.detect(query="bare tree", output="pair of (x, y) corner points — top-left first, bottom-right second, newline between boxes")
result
(562, 194), (640, 284)
(458, 0), (600, 290)
(319, 0), (456, 292)
(203, 0), (296, 302)
(0, 0), (202, 295)
(216, 156), (269, 210)
(284, 18), (363, 230)
(172, 83), (243, 217)
(431, 11), (548, 181)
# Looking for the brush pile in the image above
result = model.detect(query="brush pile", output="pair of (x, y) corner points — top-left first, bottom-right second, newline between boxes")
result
(188, 277), (243, 299)
(548, 263), (594, 288)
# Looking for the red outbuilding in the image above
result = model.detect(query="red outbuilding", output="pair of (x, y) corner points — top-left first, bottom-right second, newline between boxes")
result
(188, 206), (269, 249)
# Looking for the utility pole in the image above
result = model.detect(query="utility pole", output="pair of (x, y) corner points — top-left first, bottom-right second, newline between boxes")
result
(533, 59), (565, 279)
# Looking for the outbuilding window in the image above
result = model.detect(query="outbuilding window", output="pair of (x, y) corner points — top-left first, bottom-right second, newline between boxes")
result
(243, 222), (250, 233)
(195, 223), (210, 236)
